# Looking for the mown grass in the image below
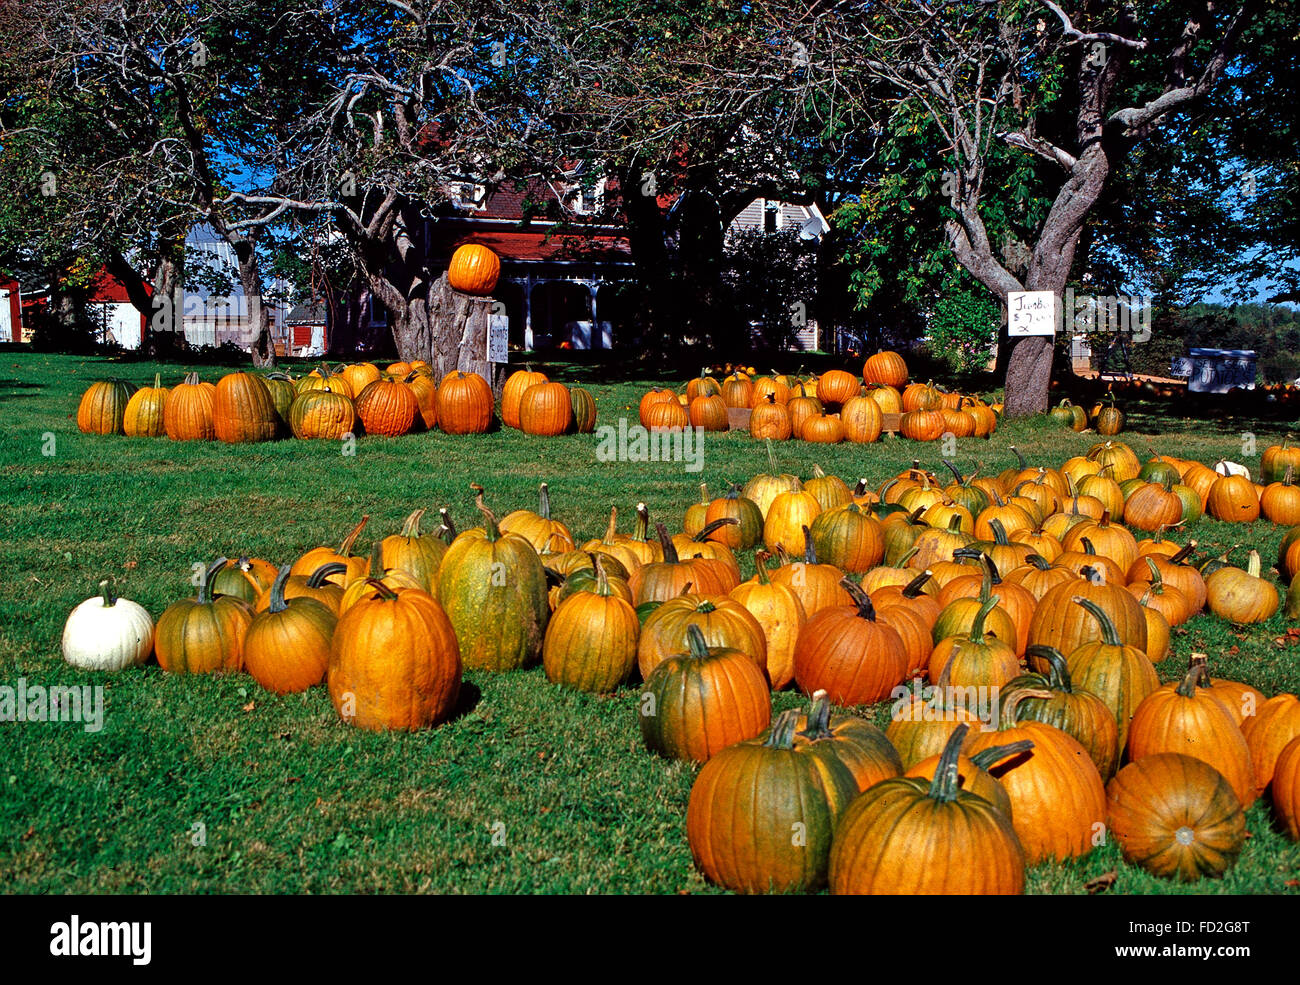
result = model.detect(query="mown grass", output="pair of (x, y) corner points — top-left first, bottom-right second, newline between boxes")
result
(0, 350), (1297, 894)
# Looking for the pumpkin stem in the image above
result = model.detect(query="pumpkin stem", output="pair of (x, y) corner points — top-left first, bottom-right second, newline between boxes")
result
(764, 437), (779, 475)
(1009, 445), (1026, 469)
(97, 577), (117, 607)
(684, 624), (711, 661)
(943, 459), (964, 484)
(927, 724), (970, 803)
(902, 569), (932, 599)
(995, 688), (1054, 730)
(1072, 595), (1123, 646)
(198, 557), (229, 605)
(1025, 645), (1073, 691)
(754, 550), (773, 585)
(1024, 553), (1051, 571)
(1175, 658), (1210, 698)
(841, 576), (877, 621)
(968, 594), (1000, 640)
(1143, 555), (1165, 593)
(438, 508), (456, 542)
(1170, 540), (1197, 565)
(538, 483), (553, 520)
(633, 503), (651, 543)
(268, 564), (293, 614)
(367, 539), (385, 576)
(763, 709), (802, 749)
(802, 525), (818, 564)
(591, 552), (611, 597)
(338, 515), (370, 556)
(363, 577), (399, 601)
(798, 690), (834, 740)
(970, 739), (1035, 771)
(695, 517), (738, 542)
(307, 562), (348, 588)
(473, 487), (502, 542)
(1247, 549), (1263, 579)
(656, 522), (679, 564)
(399, 508), (425, 539)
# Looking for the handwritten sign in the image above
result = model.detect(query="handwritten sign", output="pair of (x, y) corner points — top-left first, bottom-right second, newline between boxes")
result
(1007, 291), (1056, 337)
(486, 303), (509, 363)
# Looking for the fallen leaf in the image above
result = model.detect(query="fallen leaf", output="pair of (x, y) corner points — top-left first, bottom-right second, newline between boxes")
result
(242, 701), (256, 712)
(21, 826), (34, 841)
(1085, 870), (1118, 894)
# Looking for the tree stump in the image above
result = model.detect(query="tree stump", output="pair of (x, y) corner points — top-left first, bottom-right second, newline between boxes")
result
(428, 271), (506, 398)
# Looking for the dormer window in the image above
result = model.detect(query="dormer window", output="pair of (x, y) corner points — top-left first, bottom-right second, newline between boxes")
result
(450, 182), (486, 210)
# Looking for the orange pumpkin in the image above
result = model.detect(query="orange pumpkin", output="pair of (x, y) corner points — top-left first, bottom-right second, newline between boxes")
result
(436, 371), (493, 434)
(447, 243), (501, 295)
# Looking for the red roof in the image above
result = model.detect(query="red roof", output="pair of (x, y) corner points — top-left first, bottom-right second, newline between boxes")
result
(86, 266), (152, 303)
(431, 226), (631, 265)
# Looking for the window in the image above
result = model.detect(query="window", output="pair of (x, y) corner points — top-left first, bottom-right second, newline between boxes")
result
(450, 182), (486, 210)
(764, 203), (781, 233)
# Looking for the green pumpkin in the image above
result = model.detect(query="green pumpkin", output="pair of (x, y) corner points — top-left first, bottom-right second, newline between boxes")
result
(570, 387), (597, 433)
(436, 494), (549, 671)
(262, 373), (297, 435)
(1049, 400), (1076, 427)
(1171, 483), (1203, 524)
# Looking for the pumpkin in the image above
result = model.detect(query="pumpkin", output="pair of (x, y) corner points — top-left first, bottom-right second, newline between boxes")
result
(884, 663), (983, 769)
(436, 371), (493, 434)
(687, 708), (857, 893)
(1272, 736), (1300, 840)
(866, 383), (903, 415)
(793, 578), (909, 706)
(1205, 550), (1279, 624)
(750, 375), (790, 407)
(339, 362), (381, 396)
(77, 378), (136, 435)
(1126, 556), (1192, 627)
(501, 483), (575, 554)
(800, 413), (845, 443)
(721, 375), (754, 409)
(704, 485), (763, 550)
(542, 556), (639, 693)
(763, 489), (823, 554)
(687, 392), (728, 431)
(122, 374), (169, 437)
(61, 578), (153, 671)
(520, 380), (573, 436)
(1063, 595), (1160, 751)
(730, 552), (806, 689)
(328, 580), (461, 729)
(379, 508), (451, 593)
(1261, 468), (1300, 525)
(404, 371), (438, 430)
(297, 364), (354, 399)
(1094, 397), (1124, 436)
(830, 724), (1026, 895)
(966, 690), (1107, 863)
(569, 386), (597, 433)
(290, 514), (371, 587)
(254, 562), (346, 616)
(260, 373), (295, 433)
(862, 350), (909, 388)
(786, 382), (823, 435)
(1206, 474), (1261, 522)
(354, 378), (418, 436)
(637, 594), (767, 681)
(749, 393), (794, 440)
(1126, 662), (1257, 808)
(628, 524), (735, 604)
(212, 371), (278, 443)
(638, 388), (679, 426)
(643, 397), (690, 430)
(902, 735), (1028, 819)
(1106, 753), (1245, 881)
(211, 556), (278, 604)
(154, 558), (253, 674)
(447, 242), (501, 295)
(1009, 645), (1119, 779)
(1241, 693), (1300, 797)
(1123, 479), (1185, 532)
(243, 564), (337, 694)
(840, 393), (883, 443)
(1262, 436), (1300, 485)
(928, 595), (1020, 690)
(436, 492), (549, 671)
(288, 385), (356, 440)
(163, 372), (216, 441)
(742, 439), (802, 516)
(1087, 440), (1141, 482)
(640, 624), (771, 763)
(900, 408), (947, 442)
(792, 690), (902, 793)
(1027, 568), (1147, 660)
(809, 503), (884, 573)
(502, 366), (547, 429)
(815, 369), (858, 407)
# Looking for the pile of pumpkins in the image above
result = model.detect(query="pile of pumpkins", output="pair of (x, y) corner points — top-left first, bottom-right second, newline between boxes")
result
(75, 363), (498, 441)
(638, 351), (1001, 444)
(1050, 393), (1125, 435)
(60, 444), (1300, 894)
(499, 365), (597, 436)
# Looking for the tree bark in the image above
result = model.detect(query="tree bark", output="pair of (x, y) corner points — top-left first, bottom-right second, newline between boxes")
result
(428, 272), (502, 394)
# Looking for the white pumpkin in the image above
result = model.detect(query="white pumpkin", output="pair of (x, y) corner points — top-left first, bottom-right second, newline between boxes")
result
(62, 579), (154, 671)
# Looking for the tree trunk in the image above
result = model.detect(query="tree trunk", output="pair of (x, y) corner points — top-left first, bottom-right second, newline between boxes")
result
(428, 272), (503, 395)
(229, 236), (276, 368)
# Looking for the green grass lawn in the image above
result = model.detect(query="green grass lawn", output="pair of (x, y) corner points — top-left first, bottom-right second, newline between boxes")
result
(2, 350), (1298, 894)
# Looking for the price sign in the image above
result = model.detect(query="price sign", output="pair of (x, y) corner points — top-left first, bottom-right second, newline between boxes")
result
(1007, 291), (1057, 336)
(486, 302), (508, 363)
